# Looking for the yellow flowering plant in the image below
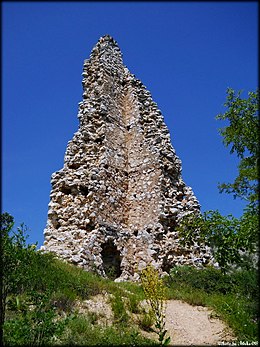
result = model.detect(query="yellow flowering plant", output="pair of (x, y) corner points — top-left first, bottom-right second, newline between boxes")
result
(140, 264), (170, 346)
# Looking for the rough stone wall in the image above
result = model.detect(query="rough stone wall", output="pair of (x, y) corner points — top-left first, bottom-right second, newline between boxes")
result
(42, 35), (214, 281)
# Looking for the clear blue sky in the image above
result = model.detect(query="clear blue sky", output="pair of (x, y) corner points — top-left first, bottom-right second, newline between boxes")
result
(2, 2), (258, 246)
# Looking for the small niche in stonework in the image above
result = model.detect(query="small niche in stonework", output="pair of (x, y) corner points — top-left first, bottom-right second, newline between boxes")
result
(61, 185), (72, 195)
(79, 186), (89, 196)
(69, 163), (81, 169)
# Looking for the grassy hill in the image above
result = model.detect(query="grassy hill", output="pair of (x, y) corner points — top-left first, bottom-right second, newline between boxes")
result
(2, 249), (258, 346)
(1, 213), (258, 345)
(3, 250), (156, 346)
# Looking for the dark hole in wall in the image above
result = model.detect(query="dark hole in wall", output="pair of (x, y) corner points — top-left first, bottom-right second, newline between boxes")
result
(101, 240), (122, 280)
(161, 257), (172, 274)
(84, 224), (95, 232)
(94, 137), (103, 144)
(169, 225), (177, 233)
(156, 233), (164, 241)
(61, 185), (72, 195)
(51, 213), (61, 229)
(53, 220), (61, 230)
(79, 186), (89, 196)
(69, 163), (81, 169)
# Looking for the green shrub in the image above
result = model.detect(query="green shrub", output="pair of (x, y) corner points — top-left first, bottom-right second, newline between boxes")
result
(3, 291), (67, 346)
(128, 293), (141, 314)
(168, 266), (258, 299)
(138, 309), (155, 331)
(168, 266), (231, 294)
(51, 288), (77, 313)
(59, 315), (156, 346)
(110, 293), (129, 325)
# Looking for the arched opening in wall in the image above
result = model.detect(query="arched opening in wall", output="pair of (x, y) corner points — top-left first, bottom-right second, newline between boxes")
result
(101, 240), (122, 280)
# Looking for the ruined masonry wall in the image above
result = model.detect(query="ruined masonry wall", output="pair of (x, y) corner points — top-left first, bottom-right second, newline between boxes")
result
(42, 35), (214, 281)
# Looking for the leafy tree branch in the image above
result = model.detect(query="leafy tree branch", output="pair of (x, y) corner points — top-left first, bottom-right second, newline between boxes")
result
(216, 88), (259, 205)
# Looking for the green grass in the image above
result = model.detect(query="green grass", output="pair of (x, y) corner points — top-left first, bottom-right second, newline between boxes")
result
(109, 293), (129, 325)
(4, 248), (258, 345)
(3, 251), (156, 346)
(17, 250), (140, 302)
(165, 265), (259, 342)
(59, 314), (156, 346)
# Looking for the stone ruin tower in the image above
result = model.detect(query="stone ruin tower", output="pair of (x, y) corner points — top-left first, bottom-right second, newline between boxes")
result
(42, 35), (213, 281)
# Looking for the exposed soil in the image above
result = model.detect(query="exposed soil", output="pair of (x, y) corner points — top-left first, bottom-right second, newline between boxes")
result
(164, 299), (235, 345)
(76, 294), (235, 345)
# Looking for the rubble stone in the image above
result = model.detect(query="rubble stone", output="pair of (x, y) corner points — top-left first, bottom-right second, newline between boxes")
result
(42, 35), (214, 280)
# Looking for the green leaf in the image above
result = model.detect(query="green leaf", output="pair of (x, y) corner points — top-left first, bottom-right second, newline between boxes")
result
(159, 329), (167, 341)
(163, 336), (171, 346)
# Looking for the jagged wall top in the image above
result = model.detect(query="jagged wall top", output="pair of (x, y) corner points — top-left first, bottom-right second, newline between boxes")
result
(82, 35), (125, 89)
(88, 34), (123, 63)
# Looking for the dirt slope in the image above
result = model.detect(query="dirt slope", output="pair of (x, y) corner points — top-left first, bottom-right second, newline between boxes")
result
(164, 299), (235, 345)
(77, 294), (235, 345)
